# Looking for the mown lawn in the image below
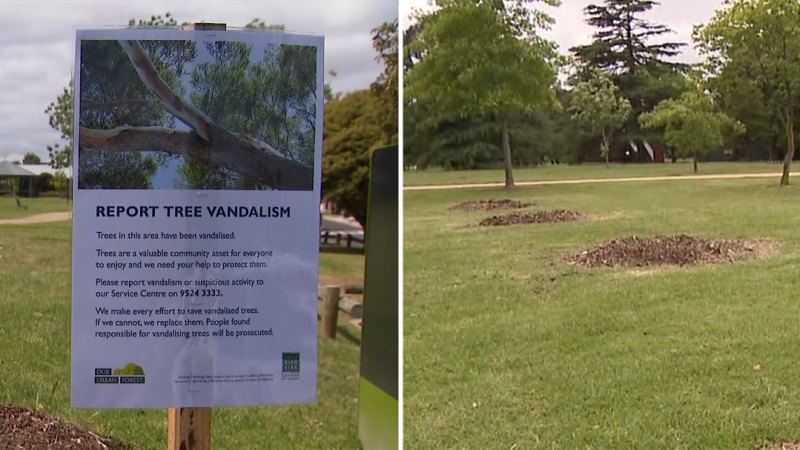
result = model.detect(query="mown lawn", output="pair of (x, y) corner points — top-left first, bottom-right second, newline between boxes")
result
(404, 178), (800, 449)
(0, 218), (364, 449)
(403, 161), (782, 186)
(0, 195), (71, 218)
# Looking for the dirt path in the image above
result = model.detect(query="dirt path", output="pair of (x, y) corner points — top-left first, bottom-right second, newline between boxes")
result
(0, 211), (71, 225)
(404, 171), (782, 191)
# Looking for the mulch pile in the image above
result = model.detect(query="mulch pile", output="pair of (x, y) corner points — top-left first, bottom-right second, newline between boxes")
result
(567, 234), (770, 268)
(450, 199), (532, 211)
(479, 210), (582, 226)
(0, 404), (131, 450)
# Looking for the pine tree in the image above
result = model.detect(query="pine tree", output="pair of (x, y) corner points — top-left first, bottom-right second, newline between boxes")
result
(569, 0), (688, 151)
(571, 0), (685, 76)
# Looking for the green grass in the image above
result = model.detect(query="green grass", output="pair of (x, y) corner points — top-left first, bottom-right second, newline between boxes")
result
(0, 220), (364, 449)
(319, 250), (365, 286)
(0, 196), (71, 218)
(404, 161), (782, 186)
(404, 178), (800, 449)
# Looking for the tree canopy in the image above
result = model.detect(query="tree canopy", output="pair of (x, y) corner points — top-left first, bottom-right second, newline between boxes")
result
(406, 0), (558, 187)
(571, 0), (685, 76)
(639, 90), (744, 173)
(694, 0), (800, 185)
(570, 72), (632, 167)
(22, 153), (41, 164)
(322, 20), (398, 229)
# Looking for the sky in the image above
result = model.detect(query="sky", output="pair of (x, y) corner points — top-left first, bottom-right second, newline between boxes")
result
(403, 0), (725, 66)
(0, 0), (397, 162)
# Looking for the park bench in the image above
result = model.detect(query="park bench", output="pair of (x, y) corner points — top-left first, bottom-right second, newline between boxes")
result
(15, 196), (27, 210)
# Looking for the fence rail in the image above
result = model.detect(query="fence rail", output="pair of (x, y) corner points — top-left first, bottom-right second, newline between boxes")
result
(318, 284), (363, 339)
(319, 230), (364, 249)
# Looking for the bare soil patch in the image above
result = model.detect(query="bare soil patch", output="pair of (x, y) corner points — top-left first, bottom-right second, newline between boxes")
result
(759, 442), (800, 450)
(0, 404), (131, 450)
(479, 209), (582, 226)
(567, 234), (776, 268)
(450, 199), (532, 211)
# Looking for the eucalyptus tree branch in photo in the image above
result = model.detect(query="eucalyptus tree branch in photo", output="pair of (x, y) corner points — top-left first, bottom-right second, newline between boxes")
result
(78, 39), (313, 190)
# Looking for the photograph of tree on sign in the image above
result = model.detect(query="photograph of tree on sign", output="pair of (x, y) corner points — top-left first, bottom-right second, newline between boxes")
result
(77, 32), (317, 191)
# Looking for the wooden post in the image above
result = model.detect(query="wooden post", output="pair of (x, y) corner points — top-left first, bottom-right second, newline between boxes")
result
(168, 407), (212, 450)
(166, 24), (224, 450)
(323, 285), (340, 339)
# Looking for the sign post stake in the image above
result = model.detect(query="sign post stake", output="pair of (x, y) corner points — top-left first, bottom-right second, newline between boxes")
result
(168, 407), (212, 450)
(323, 285), (341, 339)
(165, 21), (225, 450)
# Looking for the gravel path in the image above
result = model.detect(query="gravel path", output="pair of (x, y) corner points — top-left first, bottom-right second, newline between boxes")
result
(0, 211), (71, 225)
(404, 172), (782, 191)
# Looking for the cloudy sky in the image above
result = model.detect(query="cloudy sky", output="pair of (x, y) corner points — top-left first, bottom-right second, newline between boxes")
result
(403, 0), (725, 65)
(0, 0), (396, 162)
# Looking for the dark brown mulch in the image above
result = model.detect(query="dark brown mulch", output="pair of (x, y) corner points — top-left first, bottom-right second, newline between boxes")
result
(450, 199), (533, 211)
(567, 234), (773, 268)
(479, 210), (582, 226)
(0, 404), (132, 450)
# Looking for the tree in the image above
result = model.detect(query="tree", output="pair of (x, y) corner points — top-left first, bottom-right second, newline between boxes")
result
(694, 0), (800, 185)
(571, 0), (685, 76)
(571, 0), (688, 148)
(371, 19), (399, 144)
(177, 39), (318, 188)
(322, 20), (398, 229)
(570, 72), (632, 167)
(322, 90), (385, 229)
(406, 0), (558, 188)
(707, 73), (780, 162)
(22, 153), (41, 164)
(639, 90), (744, 173)
(44, 85), (72, 169)
(52, 171), (69, 197)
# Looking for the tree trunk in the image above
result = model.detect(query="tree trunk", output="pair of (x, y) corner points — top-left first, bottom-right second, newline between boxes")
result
(502, 121), (514, 189)
(602, 132), (609, 169)
(693, 156), (698, 174)
(781, 114), (794, 186)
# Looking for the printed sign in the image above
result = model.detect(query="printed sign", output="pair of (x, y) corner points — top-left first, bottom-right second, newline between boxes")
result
(70, 28), (323, 408)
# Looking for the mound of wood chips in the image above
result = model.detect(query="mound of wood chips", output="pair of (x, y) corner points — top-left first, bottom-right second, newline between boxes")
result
(567, 235), (774, 268)
(0, 404), (131, 450)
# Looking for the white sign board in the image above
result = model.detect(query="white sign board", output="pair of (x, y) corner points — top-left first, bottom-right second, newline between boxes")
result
(71, 28), (323, 408)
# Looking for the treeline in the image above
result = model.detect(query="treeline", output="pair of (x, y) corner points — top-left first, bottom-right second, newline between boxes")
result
(405, 0), (800, 185)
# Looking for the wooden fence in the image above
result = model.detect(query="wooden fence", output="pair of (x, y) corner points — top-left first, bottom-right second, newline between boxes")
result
(319, 230), (364, 250)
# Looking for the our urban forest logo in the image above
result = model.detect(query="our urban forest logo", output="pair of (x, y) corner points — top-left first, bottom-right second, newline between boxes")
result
(282, 352), (300, 380)
(94, 362), (146, 384)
